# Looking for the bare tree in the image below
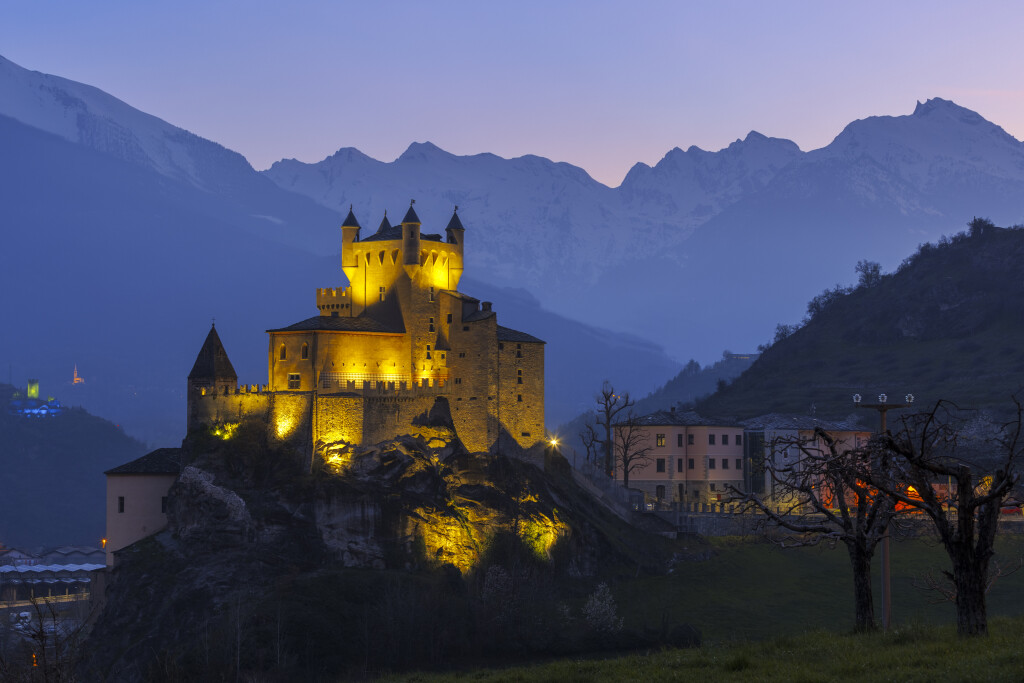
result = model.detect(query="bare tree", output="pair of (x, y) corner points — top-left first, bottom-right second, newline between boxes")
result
(730, 427), (896, 631)
(865, 400), (1021, 636)
(614, 415), (653, 489)
(595, 382), (633, 477)
(578, 420), (601, 468)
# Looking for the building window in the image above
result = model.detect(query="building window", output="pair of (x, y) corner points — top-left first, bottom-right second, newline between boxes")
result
(429, 317), (435, 332)
(287, 373), (301, 389)
(301, 343), (309, 360)
(463, 325), (469, 331)
(161, 496), (168, 514)
(677, 434), (683, 447)
(736, 459), (743, 470)
(722, 458), (729, 470)
(499, 343), (504, 350)
(709, 434), (716, 445)
(117, 496), (125, 513)
(688, 458), (694, 470)
(447, 313), (452, 323)
(710, 483), (716, 491)
(454, 378), (461, 384)
(736, 434), (743, 446)
(517, 394), (523, 402)
(429, 286), (435, 302)
(522, 431), (531, 437)
(709, 458), (716, 469)
(677, 458), (683, 472)
(722, 434), (729, 445)
(688, 434), (694, 445)
(656, 433), (665, 447)
(379, 286), (386, 301)
(656, 485), (665, 500)
(517, 369), (523, 384)
(656, 458), (665, 472)
(426, 345), (432, 360)
(279, 345), (287, 361)
(516, 343), (522, 358)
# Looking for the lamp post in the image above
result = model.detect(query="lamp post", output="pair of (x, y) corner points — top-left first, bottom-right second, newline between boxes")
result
(853, 392), (914, 631)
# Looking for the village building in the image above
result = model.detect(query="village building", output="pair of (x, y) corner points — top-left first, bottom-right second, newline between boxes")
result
(741, 414), (871, 503)
(104, 448), (181, 566)
(613, 409), (746, 506)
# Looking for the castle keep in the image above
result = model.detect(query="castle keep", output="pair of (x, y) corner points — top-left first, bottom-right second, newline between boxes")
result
(187, 204), (545, 456)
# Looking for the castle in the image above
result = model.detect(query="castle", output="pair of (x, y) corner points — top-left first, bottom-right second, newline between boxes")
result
(186, 203), (546, 457)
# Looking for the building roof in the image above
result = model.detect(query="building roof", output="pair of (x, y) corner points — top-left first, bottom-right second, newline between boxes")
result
(629, 409), (739, 428)
(446, 209), (465, 232)
(742, 413), (867, 432)
(342, 206), (361, 229)
(188, 324), (237, 382)
(497, 325), (545, 344)
(360, 225), (443, 243)
(267, 314), (404, 334)
(376, 212), (391, 234)
(105, 448), (182, 475)
(402, 204), (421, 224)
(463, 309), (496, 322)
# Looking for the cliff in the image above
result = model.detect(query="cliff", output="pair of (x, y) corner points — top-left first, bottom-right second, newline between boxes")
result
(80, 401), (678, 680)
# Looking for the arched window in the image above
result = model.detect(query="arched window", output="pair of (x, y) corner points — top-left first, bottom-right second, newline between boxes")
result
(279, 345), (287, 361)
(301, 343), (309, 360)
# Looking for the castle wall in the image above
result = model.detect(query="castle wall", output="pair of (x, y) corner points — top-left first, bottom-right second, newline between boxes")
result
(187, 388), (271, 433)
(497, 340), (545, 450)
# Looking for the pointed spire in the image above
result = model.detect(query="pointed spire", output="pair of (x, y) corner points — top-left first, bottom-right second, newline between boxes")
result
(446, 205), (465, 232)
(377, 210), (391, 234)
(402, 199), (421, 225)
(188, 324), (237, 383)
(342, 204), (361, 229)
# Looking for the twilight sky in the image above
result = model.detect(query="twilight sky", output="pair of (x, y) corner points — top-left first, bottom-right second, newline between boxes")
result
(3, 1), (1023, 187)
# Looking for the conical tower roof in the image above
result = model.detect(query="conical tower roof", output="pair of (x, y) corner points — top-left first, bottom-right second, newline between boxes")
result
(188, 324), (238, 382)
(342, 205), (361, 229)
(446, 207), (465, 232)
(402, 202), (421, 225)
(377, 211), (391, 234)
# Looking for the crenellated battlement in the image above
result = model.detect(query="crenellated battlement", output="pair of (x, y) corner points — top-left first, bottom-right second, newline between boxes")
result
(317, 287), (352, 316)
(195, 384), (270, 396)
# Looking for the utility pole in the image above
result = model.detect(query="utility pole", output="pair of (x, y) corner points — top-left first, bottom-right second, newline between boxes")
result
(853, 392), (914, 631)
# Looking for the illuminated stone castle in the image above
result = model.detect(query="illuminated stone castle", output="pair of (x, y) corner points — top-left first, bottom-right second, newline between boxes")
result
(187, 203), (545, 456)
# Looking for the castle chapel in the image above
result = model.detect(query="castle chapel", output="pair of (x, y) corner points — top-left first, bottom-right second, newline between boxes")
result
(187, 203), (545, 456)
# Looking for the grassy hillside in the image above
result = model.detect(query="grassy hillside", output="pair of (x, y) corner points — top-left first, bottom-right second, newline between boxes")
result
(0, 382), (147, 546)
(697, 222), (1024, 420)
(384, 533), (1024, 682)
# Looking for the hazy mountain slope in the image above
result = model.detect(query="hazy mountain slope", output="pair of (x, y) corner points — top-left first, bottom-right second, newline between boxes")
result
(0, 384), (146, 546)
(264, 99), (1024, 364)
(695, 222), (1024, 420)
(0, 54), (338, 255)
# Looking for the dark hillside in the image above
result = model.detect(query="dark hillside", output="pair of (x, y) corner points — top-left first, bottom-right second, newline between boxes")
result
(697, 222), (1024, 419)
(0, 383), (147, 546)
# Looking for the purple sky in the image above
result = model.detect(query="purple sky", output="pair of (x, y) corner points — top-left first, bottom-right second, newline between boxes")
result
(4, 1), (1023, 186)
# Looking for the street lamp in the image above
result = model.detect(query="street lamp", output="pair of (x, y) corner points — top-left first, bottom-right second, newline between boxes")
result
(854, 391), (914, 631)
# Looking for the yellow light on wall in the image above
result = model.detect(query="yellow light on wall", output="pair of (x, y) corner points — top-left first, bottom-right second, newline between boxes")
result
(275, 415), (297, 439)
(211, 422), (240, 440)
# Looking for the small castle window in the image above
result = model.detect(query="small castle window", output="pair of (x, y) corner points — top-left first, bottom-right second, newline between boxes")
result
(288, 373), (301, 390)
(429, 287), (435, 302)
(521, 432), (531, 437)
(463, 326), (469, 332)
(117, 496), (125, 513)
(447, 314), (452, 323)
(656, 459), (665, 472)
(429, 317), (435, 332)
(379, 286), (386, 302)
(301, 343), (309, 360)
(656, 434), (666, 447)
(516, 343), (522, 358)
(677, 434), (684, 447)
(426, 344), (432, 360)
(517, 394), (522, 402)
(688, 434), (694, 446)
(517, 369), (523, 384)
(279, 345), (287, 361)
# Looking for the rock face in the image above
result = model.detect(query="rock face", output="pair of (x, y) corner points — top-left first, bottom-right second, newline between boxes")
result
(79, 405), (652, 681)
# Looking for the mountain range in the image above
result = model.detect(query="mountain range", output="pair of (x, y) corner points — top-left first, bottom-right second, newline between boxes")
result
(2, 52), (1024, 445)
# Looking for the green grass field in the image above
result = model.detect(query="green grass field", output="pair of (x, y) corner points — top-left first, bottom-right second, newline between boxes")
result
(382, 533), (1024, 682)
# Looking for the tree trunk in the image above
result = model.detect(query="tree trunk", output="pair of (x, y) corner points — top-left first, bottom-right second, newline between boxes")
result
(848, 543), (876, 632)
(953, 554), (988, 636)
